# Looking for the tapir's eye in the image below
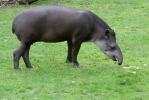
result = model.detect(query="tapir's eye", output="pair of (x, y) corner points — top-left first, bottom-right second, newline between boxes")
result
(111, 47), (116, 51)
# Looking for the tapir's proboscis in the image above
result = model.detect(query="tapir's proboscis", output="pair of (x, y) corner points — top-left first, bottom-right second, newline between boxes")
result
(12, 5), (123, 70)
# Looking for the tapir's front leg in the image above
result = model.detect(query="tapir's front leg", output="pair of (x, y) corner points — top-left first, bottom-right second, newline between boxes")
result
(72, 42), (83, 67)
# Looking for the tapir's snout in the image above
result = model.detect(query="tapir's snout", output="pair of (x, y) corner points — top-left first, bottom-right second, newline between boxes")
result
(117, 56), (123, 65)
(117, 53), (123, 65)
(118, 62), (122, 65)
(111, 55), (122, 65)
(111, 45), (123, 65)
(115, 46), (123, 65)
(104, 47), (123, 65)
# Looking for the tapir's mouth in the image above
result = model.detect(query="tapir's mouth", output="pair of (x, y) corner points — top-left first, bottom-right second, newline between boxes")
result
(104, 50), (123, 65)
(112, 55), (122, 65)
(104, 52), (117, 61)
(112, 56), (117, 61)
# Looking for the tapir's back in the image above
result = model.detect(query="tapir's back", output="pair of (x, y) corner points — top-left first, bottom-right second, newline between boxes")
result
(12, 5), (95, 42)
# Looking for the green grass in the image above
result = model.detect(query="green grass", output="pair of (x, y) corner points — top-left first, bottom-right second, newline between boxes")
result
(0, 0), (149, 100)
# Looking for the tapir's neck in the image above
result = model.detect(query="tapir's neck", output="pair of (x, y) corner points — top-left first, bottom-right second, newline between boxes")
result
(81, 11), (112, 43)
(90, 25), (108, 42)
(89, 12), (112, 42)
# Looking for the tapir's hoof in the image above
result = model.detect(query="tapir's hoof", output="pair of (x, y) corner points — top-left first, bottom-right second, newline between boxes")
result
(74, 63), (83, 68)
(26, 66), (34, 69)
(65, 59), (72, 63)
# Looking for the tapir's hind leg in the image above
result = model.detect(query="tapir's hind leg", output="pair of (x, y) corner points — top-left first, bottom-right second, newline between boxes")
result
(66, 41), (72, 63)
(22, 44), (33, 68)
(13, 43), (27, 70)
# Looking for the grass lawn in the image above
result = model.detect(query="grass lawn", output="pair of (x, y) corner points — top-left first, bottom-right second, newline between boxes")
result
(0, 0), (149, 100)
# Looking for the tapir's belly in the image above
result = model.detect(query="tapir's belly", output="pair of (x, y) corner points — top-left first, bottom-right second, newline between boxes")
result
(39, 31), (69, 42)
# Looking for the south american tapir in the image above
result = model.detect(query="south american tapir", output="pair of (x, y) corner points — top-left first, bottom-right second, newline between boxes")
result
(12, 5), (123, 70)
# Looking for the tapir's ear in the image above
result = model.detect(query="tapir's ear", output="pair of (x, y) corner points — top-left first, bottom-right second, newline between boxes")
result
(105, 29), (110, 37)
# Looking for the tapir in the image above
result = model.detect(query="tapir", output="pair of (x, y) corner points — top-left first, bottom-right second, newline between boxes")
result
(12, 5), (123, 70)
